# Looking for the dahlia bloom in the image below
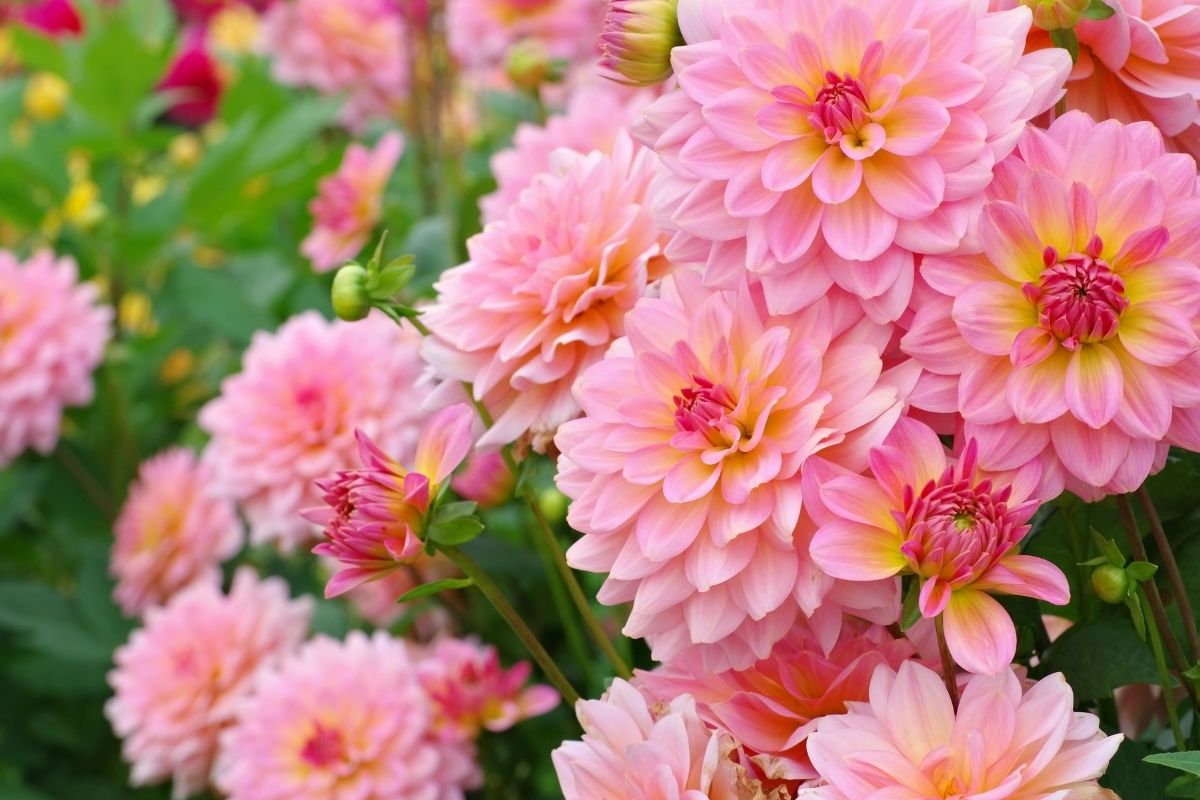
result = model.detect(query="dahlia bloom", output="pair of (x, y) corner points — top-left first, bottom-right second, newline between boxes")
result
(639, 621), (915, 781)
(635, 0), (1071, 321)
(307, 403), (475, 598)
(301, 132), (403, 272)
(553, 679), (785, 800)
(106, 569), (312, 799)
(417, 638), (560, 740)
(446, 0), (604, 74)
(215, 631), (480, 800)
(157, 33), (223, 127)
(806, 661), (1122, 799)
(111, 447), (243, 616)
(0, 250), (111, 467)
(556, 271), (907, 671)
(199, 312), (429, 549)
(423, 133), (668, 448)
(902, 111), (1200, 498)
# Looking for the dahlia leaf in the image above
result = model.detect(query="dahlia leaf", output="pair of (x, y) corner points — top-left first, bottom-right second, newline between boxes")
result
(397, 577), (475, 603)
(1049, 28), (1080, 62)
(1144, 752), (1200, 778)
(1082, 0), (1116, 20)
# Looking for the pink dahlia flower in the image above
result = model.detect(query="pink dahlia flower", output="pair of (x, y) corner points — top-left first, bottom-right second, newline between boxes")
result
(417, 638), (560, 740)
(902, 111), (1200, 499)
(0, 249), (111, 467)
(214, 631), (481, 800)
(423, 132), (669, 448)
(157, 33), (224, 127)
(446, 0), (604, 74)
(553, 678), (785, 800)
(807, 660), (1122, 799)
(306, 403), (475, 598)
(639, 621), (915, 781)
(808, 418), (1069, 675)
(555, 270), (907, 671)
(199, 312), (429, 549)
(111, 447), (243, 616)
(106, 569), (312, 799)
(5, 0), (83, 36)
(301, 131), (404, 272)
(635, 0), (1070, 321)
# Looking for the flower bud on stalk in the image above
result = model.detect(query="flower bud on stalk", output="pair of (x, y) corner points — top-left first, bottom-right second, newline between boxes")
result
(1091, 564), (1131, 604)
(331, 263), (372, 321)
(1021, 0), (1097, 30)
(599, 0), (683, 87)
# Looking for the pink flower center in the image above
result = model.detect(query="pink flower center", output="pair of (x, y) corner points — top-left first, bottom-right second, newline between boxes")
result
(810, 71), (869, 143)
(1022, 238), (1128, 350)
(300, 723), (347, 768)
(673, 376), (744, 445)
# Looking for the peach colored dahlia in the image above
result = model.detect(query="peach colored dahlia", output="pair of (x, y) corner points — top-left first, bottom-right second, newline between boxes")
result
(110, 447), (243, 616)
(902, 111), (1200, 499)
(0, 249), (111, 467)
(555, 270), (907, 671)
(199, 312), (429, 550)
(634, 0), (1071, 321)
(214, 631), (481, 800)
(106, 569), (312, 799)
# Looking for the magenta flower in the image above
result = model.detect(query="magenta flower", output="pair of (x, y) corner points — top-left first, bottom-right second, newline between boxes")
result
(7, 0), (83, 36)
(156, 33), (223, 127)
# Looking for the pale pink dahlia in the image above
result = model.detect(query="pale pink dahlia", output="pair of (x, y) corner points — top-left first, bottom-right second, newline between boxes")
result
(555, 270), (907, 671)
(214, 631), (481, 800)
(199, 312), (429, 549)
(106, 569), (312, 799)
(423, 132), (669, 448)
(635, 0), (1070, 321)
(302, 131), (403, 272)
(639, 620), (915, 781)
(111, 447), (243, 617)
(0, 249), (112, 467)
(553, 678), (785, 800)
(807, 661), (1122, 799)
(902, 111), (1200, 499)
(446, 0), (604, 74)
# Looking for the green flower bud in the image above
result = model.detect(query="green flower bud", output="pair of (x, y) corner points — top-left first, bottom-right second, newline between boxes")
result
(1021, 0), (1092, 30)
(1091, 563), (1130, 604)
(331, 263), (371, 321)
(600, 0), (684, 87)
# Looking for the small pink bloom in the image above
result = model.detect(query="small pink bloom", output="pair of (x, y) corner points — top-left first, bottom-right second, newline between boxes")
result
(106, 569), (312, 799)
(111, 447), (243, 616)
(7, 0), (83, 36)
(0, 249), (112, 467)
(157, 33), (223, 127)
(301, 132), (404, 272)
(446, 0), (604, 75)
(214, 631), (481, 800)
(807, 660), (1122, 799)
(452, 451), (514, 508)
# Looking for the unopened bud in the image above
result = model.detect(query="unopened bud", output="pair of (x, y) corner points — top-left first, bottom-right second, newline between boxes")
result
(506, 38), (559, 90)
(1091, 564), (1130, 604)
(1021, 0), (1091, 30)
(24, 72), (69, 122)
(599, 0), (683, 87)
(331, 263), (371, 321)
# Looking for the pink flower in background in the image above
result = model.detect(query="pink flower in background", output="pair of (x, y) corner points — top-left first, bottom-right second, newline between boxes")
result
(417, 638), (560, 740)
(809, 419), (1068, 674)
(639, 621), (915, 781)
(553, 679), (784, 800)
(5, 0), (83, 36)
(446, 0), (604, 74)
(423, 133), (668, 448)
(199, 312), (429, 550)
(331, 551), (459, 629)
(556, 271), (907, 671)
(111, 448), (243, 617)
(171, 0), (274, 25)
(106, 569), (312, 799)
(301, 132), (404, 272)
(636, 0), (1070, 321)
(452, 451), (514, 507)
(807, 661), (1122, 799)
(306, 404), (475, 598)
(214, 631), (481, 800)
(0, 250), (111, 467)
(157, 34), (224, 127)
(902, 112), (1200, 499)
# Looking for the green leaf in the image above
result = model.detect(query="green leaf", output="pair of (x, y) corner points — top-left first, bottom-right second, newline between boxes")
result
(1083, 0), (1117, 19)
(1147, 752), (1200, 778)
(242, 96), (342, 174)
(1041, 618), (1159, 698)
(427, 516), (486, 546)
(1126, 561), (1160, 582)
(1126, 591), (1147, 640)
(9, 27), (67, 74)
(1050, 27), (1081, 62)
(397, 577), (475, 603)
(900, 577), (922, 631)
(370, 257), (416, 299)
(1092, 528), (1126, 567)
(433, 500), (479, 523)
(1169, 775), (1200, 798)
(1105, 740), (1176, 799)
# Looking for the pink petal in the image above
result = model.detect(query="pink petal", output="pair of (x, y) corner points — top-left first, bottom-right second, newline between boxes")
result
(880, 96), (950, 156)
(862, 152), (945, 221)
(810, 519), (906, 581)
(1065, 345), (1122, 429)
(1096, 172), (1166, 251)
(942, 589), (1018, 675)
(1118, 303), (1200, 367)
(414, 403), (475, 484)
(1006, 349), (1070, 425)
(1049, 416), (1128, 488)
(812, 149), (863, 204)
(662, 457), (721, 503)
(761, 137), (827, 192)
(818, 473), (897, 529)
(821, 187), (898, 261)
(978, 554), (1070, 606)
(952, 282), (1036, 357)
(765, 186), (823, 262)
(978, 201), (1044, 283)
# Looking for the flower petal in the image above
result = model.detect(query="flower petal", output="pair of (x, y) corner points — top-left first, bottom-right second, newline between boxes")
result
(942, 589), (1018, 675)
(1065, 345), (1122, 429)
(810, 518), (906, 581)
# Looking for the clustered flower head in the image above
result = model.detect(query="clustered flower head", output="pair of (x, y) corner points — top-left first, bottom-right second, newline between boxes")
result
(0, 249), (111, 467)
(110, 447), (243, 616)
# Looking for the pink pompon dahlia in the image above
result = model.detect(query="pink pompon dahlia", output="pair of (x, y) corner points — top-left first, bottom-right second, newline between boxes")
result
(417, 638), (560, 740)
(553, 678), (786, 800)
(808, 418), (1068, 675)
(555, 270), (908, 671)
(423, 132), (668, 448)
(635, 0), (1071, 321)
(639, 620), (916, 781)
(106, 569), (312, 799)
(445, 0), (604, 74)
(0, 249), (112, 467)
(214, 631), (481, 800)
(111, 447), (243, 617)
(301, 132), (403, 272)
(807, 661), (1122, 799)
(902, 111), (1200, 499)
(199, 312), (429, 550)
(306, 403), (475, 598)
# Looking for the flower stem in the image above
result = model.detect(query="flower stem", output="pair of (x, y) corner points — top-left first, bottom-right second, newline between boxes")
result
(1136, 487), (1200, 662)
(441, 545), (580, 705)
(1143, 586), (1186, 751)
(934, 613), (960, 709)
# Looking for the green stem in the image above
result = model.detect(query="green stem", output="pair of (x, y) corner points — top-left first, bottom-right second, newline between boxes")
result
(1144, 587), (1186, 751)
(1136, 487), (1200, 662)
(441, 545), (580, 705)
(935, 614), (960, 709)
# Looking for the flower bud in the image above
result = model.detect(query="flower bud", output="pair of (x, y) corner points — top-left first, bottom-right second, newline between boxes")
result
(599, 0), (683, 87)
(1021, 0), (1091, 30)
(24, 72), (69, 122)
(506, 38), (558, 90)
(1091, 564), (1130, 604)
(452, 452), (514, 508)
(331, 263), (372, 321)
